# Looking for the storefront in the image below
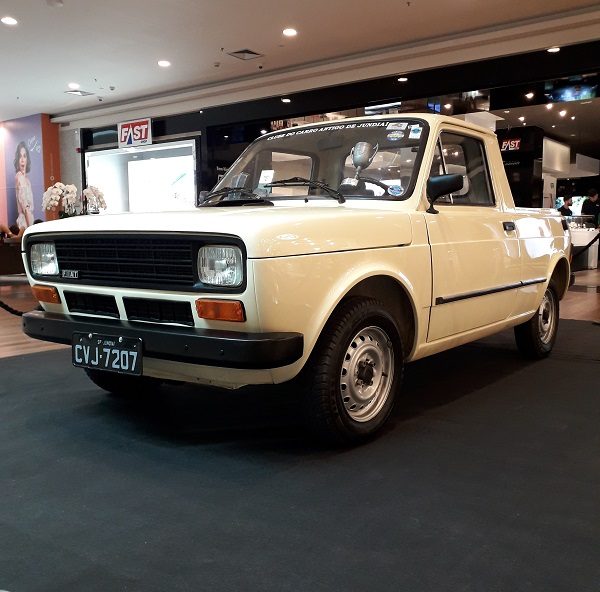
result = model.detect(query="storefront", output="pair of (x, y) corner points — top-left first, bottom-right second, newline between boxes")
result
(77, 40), (600, 213)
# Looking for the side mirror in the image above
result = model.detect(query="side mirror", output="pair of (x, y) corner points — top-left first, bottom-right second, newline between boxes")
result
(426, 173), (463, 214)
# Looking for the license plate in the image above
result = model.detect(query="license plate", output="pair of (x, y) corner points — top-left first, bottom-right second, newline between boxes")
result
(72, 333), (143, 375)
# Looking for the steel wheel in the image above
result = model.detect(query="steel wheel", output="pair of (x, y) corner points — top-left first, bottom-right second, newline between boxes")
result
(340, 326), (394, 422)
(537, 288), (557, 345)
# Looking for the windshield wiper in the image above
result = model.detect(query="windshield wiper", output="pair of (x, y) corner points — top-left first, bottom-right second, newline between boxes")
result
(265, 177), (345, 204)
(200, 187), (273, 207)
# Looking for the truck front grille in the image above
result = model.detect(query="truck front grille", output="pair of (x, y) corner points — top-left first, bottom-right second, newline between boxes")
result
(54, 236), (195, 291)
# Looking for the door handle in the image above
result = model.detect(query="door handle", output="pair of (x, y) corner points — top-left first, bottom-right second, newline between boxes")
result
(503, 221), (516, 232)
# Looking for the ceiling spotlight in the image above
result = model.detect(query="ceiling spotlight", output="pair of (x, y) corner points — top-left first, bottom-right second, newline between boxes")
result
(281, 97), (291, 103)
(260, 129), (268, 135)
(282, 28), (297, 37)
(559, 109), (567, 117)
(157, 60), (171, 68)
(199, 110), (203, 114)
(525, 92), (534, 99)
(546, 103), (553, 110)
(443, 103), (452, 109)
(570, 134), (576, 137)
(522, 122), (526, 126)
(504, 110), (510, 114)
(551, 125), (556, 128)
(397, 76), (408, 82)
(547, 46), (560, 53)
(68, 82), (80, 90)
(571, 116), (576, 120)
(1, 16), (18, 25)
(518, 116), (525, 121)
(223, 135), (229, 139)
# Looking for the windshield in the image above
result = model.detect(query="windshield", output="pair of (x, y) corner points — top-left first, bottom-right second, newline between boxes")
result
(212, 119), (428, 201)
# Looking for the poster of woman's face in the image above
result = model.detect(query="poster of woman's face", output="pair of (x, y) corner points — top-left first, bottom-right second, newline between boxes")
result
(2, 115), (44, 229)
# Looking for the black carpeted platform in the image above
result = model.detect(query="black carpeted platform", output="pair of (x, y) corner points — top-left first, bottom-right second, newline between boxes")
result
(1, 319), (599, 591)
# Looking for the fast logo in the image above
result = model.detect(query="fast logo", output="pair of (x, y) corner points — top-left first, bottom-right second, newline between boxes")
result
(118, 118), (152, 147)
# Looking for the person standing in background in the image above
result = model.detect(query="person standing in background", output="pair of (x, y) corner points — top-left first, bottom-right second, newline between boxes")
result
(581, 188), (600, 226)
(14, 141), (35, 230)
(557, 196), (573, 217)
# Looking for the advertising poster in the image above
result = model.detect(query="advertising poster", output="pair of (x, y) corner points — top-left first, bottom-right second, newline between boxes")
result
(1, 114), (45, 230)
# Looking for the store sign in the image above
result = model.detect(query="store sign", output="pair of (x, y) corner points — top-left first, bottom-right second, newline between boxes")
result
(118, 118), (153, 148)
(500, 139), (521, 151)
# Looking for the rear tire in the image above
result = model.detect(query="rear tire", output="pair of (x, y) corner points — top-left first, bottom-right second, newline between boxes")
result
(514, 281), (559, 359)
(84, 368), (163, 397)
(301, 298), (404, 445)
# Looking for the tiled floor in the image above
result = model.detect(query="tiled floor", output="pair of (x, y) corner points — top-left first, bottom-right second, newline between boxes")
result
(1, 268), (599, 359)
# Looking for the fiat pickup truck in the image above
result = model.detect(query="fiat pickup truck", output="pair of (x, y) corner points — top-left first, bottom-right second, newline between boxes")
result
(22, 114), (571, 443)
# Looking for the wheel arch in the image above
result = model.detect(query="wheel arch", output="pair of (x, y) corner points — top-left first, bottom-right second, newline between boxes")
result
(549, 256), (570, 299)
(336, 275), (417, 359)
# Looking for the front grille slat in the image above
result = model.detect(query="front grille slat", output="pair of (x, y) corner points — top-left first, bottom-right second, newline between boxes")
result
(64, 291), (120, 318)
(124, 298), (194, 326)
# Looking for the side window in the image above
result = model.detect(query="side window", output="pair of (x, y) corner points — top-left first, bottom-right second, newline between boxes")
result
(435, 132), (495, 206)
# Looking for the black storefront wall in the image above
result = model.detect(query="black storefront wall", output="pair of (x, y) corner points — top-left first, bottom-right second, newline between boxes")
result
(496, 127), (544, 208)
(82, 40), (600, 191)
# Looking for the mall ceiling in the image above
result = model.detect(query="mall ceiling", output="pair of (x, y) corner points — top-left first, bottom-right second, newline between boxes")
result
(1, 0), (600, 122)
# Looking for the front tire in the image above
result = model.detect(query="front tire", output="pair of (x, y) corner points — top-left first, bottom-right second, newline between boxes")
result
(301, 298), (404, 445)
(514, 281), (559, 359)
(84, 368), (163, 397)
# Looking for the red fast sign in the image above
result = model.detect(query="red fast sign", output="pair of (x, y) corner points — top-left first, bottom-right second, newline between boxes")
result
(118, 118), (153, 148)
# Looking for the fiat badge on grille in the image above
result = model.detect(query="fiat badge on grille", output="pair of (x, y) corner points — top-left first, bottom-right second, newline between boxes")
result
(61, 269), (79, 279)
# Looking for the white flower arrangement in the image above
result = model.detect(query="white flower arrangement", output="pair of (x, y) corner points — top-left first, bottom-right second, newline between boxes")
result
(41, 182), (106, 217)
(42, 182), (79, 217)
(82, 186), (107, 213)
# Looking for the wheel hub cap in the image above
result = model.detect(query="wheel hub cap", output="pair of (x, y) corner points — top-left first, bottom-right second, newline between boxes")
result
(538, 289), (556, 344)
(340, 326), (394, 423)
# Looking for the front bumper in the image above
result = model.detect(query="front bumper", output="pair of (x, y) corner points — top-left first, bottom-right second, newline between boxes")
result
(22, 311), (303, 369)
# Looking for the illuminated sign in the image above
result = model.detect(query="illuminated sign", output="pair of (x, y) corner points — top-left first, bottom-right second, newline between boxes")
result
(118, 118), (152, 148)
(500, 139), (521, 151)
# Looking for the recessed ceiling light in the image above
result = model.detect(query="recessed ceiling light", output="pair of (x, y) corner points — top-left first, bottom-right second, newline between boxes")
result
(518, 116), (525, 121)
(546, 103), (553, 110)
(1, 16), (18, 25)
(397, 76), (408, 82)
(199, 110), (203, 114)
(282, 28), (297, 37)
(281, 97), (291, 103)
(504, 110), (510, 114)
(68, 82), (80, 90)
(571, 116), (576, 120)
(522, 122), (526, 126)
(525, 92), (534, 99)
(547, 47), (560, 53)
(157, 60), (171, 68)
(570, 134), (576, 136)
(223, 135), (229, 139)
(559, 109), (567, 117)
(260, 129), (268, 135)
(551, 125), (556, 128)
(444, 103), (452, 109)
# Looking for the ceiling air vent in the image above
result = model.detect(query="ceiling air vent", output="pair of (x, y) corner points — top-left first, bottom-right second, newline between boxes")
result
(227, 49), (263, 61)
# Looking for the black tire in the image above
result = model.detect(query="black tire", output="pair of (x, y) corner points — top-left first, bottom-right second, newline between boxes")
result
(301, 298), (404, 445)
(514, 280), (559, 359)
(84, 368), (163, 397)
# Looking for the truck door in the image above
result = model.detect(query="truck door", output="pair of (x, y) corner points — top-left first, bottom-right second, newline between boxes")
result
(425, 130), (521, 342)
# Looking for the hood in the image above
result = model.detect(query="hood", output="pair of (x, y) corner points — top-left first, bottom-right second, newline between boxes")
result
(24, 203), (413, 258)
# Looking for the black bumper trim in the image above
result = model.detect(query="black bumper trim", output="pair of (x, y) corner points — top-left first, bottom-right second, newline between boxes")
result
(22, 311), (303, 370)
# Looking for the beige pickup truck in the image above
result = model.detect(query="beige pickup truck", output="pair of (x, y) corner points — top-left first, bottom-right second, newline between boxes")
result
(22, 114), (571, 443)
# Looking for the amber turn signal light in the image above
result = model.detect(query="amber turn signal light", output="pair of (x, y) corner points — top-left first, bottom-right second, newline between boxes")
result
(195, 299), (245, 322)
(31, 284), (61, 304)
